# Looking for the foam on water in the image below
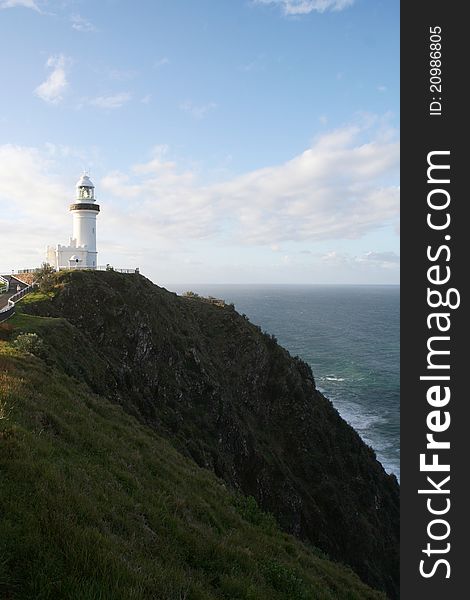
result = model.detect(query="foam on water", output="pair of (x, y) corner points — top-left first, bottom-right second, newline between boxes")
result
(169, 284), (400, 481)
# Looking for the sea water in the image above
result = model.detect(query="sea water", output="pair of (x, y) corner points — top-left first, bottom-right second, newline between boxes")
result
(169, 284), (400, 481)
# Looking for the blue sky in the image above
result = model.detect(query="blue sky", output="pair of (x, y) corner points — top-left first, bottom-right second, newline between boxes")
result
(0, 0), (399, 284)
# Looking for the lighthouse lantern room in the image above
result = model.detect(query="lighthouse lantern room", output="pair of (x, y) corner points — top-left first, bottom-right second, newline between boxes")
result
(47, 174), (101, 270)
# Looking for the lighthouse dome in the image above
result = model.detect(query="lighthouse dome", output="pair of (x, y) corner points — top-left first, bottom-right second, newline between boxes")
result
(76, 173), (96, 201)
(76, 174), (94, 188)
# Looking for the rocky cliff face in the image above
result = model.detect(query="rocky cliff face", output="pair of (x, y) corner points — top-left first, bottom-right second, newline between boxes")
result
(25, 271), (399, 598)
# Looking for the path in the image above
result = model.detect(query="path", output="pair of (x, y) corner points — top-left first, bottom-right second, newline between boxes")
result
(0, 293), (14, 311)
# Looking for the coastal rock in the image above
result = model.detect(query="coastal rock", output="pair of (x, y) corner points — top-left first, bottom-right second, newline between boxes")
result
(25, 270), (399, 598)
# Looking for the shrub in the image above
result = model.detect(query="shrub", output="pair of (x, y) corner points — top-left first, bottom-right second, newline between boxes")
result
(0, 323), (14, 341)
(261, 560), (308, 599)
(36, 262), (56, 293)
(234, 495), (277, 532)
(13, 333), (45, 357)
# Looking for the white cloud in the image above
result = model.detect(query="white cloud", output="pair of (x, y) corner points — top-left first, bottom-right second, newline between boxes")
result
(358, 251), (400, 268)
(377, 85), (387, 93)
(0, 144), (69, 269)
(0, 118), (399, 275)
(71, 14), (96, 32)
(321, 250), (399, 270)
(254, 0), (354, 15)
(0, 0), (39, 10)
(107, 68), (137, 81)
(154, 57), (170, 69)
(180, 100), (217, 120)
(89, 92), (131, 109)
(99, 118), (399, 245)
(0, 145), (65, 212)
(35, 55), (69, 104)
(238, 54), (266, 73)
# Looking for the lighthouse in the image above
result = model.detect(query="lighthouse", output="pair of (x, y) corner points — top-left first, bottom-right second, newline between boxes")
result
(70, 174), (100, 267)
(46, 174), (101, 270)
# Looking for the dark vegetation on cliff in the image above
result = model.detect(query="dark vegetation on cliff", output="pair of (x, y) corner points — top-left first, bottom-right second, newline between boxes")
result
(1, 271), (399, 598)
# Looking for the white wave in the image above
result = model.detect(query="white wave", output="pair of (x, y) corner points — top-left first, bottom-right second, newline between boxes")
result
(314, 387), (400, 480)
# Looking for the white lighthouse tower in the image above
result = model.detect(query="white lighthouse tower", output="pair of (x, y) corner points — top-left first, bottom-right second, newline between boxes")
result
(46, 174), (101, 270)
(70, 174), (100, 267)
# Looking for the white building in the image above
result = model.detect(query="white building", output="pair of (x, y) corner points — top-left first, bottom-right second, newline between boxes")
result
(47, 174), (100, 270)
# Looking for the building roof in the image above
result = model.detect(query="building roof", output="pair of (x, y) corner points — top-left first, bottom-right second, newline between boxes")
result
(12, 273), (36, 285)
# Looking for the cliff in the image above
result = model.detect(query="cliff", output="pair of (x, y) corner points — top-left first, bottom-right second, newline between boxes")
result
(3, 270), (399, 597)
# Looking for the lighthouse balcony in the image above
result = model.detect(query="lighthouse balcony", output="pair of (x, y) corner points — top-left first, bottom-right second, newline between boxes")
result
(69, 203), (100, 212)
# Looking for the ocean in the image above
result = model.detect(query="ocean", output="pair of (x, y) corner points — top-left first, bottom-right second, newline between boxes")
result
(169, 284), (400, 481)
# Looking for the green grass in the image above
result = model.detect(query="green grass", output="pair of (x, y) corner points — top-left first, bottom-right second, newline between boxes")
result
(0, 313), (385, 599)
(17, 290), (55, 305)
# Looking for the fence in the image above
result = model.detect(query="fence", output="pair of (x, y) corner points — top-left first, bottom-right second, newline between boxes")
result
(57, 266), (140, 274)
(0, 305), (15, 323)
(0, 267), (140, 323)
(0, 284), (36, 323)
(17, 266), (140, 274)
(0, 275), (8, 293)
